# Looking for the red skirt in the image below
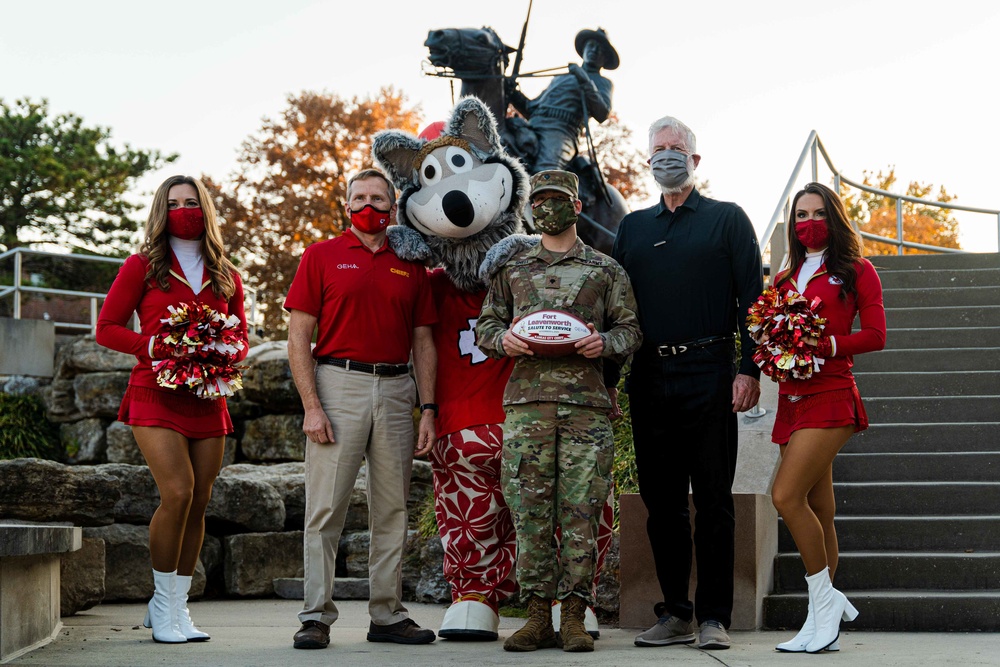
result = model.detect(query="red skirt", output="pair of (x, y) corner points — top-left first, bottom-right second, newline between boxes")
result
(771, 385), (868, 445)
(118, 384), (233, 439)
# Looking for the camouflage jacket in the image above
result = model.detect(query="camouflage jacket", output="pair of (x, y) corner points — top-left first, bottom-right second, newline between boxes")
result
(476, 237), (642, 408)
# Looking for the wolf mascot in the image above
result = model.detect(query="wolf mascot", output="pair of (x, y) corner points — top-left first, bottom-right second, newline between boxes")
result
(373, 97), (612, 641)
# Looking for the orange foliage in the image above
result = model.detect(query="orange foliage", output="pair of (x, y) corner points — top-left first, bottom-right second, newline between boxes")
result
(843, 168), (960, 256)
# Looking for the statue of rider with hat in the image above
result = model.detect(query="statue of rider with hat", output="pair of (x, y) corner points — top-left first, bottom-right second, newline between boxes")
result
(505, 28), (619, 173)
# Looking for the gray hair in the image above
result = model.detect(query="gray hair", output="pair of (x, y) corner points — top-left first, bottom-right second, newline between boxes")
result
(648, 116), (697, 155)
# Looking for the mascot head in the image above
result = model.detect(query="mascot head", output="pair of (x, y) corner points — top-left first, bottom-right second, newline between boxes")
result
(372, 97), (531, 292)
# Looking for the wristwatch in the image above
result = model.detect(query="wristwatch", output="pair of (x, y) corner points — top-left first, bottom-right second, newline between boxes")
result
(419, 403), (439, 417)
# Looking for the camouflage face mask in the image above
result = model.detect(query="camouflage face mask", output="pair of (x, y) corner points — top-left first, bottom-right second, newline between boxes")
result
(532, 198), (578, 235)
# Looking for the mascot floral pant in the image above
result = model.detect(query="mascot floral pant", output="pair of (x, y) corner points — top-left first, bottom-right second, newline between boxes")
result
(431, 424), (614, 609)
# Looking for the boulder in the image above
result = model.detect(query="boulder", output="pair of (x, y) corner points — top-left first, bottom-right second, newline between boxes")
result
(61, 418), (108, 464)
(206, 476), (285, 534)
(408, 460), (433, 515)
(60, 536), (106, 615)
(0, 458), (119, 526)
(222, 436), (237, 468)
(73, 372), (129, 419)
(338, 531), (370, 578)
(105, 421), (145, 465)
(199, 534), (223, 598)
(240, 342), (300, 412)
(240, 414), (305, 462)
(95, 463), (158, 524)
(411, 534), (449, 603)
(219, 463), (305, 529)
(1, 375), (47, 396)
(47, 378), (82, 422)
(58, 336), (135, 375)
(83, 523), (206, 601)
(223, 531), (304, 597)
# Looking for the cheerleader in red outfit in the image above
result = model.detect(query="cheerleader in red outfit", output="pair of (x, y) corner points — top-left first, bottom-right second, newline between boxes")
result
(768, 183), (885, 654)
(95, 175), (249, 644)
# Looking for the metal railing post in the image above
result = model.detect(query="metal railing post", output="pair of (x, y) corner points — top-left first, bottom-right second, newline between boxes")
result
(90, 297), (99, 334)
(13, 249), (22, 319)
(896, 197), (905, 255)
(811, 141), (818, 182)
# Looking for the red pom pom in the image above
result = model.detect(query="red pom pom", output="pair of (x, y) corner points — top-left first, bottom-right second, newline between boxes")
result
(746, 287), (828, 382)
(152, 302), (246, 398)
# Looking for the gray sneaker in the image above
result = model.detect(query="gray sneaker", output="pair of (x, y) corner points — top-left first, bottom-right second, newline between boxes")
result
(697, 620), (731, 650)
(634, 614), (696, 647)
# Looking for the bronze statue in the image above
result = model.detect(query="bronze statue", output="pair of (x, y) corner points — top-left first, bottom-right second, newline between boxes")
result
(423, 25), (628, 254)
(505, 28), (618, 173)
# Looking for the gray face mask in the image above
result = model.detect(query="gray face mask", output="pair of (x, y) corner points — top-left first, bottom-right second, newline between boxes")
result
(650, 149), (691, 189)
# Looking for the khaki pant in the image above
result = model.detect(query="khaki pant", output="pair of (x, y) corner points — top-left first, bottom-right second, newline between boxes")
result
(298, 364), (416, 627)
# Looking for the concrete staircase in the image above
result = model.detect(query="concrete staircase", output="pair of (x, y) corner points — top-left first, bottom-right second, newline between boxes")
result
(763, 252), (1000, 631)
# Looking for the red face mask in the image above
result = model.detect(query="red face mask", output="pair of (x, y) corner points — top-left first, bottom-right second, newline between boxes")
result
(795, 218), (830, 249)
(350, 204), (391, 234)
(167, 208), (205, 240)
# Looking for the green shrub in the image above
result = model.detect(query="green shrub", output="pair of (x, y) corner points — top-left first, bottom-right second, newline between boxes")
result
(610, 379), (638, 530)
(0, 393), (61, 460)
(415, 487), (439, 539)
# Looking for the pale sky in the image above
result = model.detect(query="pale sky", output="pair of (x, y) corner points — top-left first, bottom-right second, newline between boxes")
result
(3, 0), (998, 252)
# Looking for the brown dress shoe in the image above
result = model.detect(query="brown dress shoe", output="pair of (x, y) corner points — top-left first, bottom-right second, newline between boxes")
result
(293, 620), (330, 649)
(367, 618), (436, 644)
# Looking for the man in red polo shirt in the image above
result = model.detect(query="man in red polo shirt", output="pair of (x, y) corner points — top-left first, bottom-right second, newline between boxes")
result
(285, 168), (438, 649)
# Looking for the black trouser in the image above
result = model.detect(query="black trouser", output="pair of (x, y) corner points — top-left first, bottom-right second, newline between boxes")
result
(626, 344), (738, 628)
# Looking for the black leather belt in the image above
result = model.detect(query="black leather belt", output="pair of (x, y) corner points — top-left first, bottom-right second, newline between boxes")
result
(656, 335), (734, 357)
(317, 357), (410, 376)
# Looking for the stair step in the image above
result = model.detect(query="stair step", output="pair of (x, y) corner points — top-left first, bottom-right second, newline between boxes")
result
(778, 516), (1000, 552)
(764, 591), (1000, 631)
(883, 285), (1000, 308)
(864, 395), (999, 423)
(835, 452), (1000, 482)
(885, 305), (1000, 328)
(870, 253), (1000, 271)
(878, 268), (1000, 289)
(835, 482), (1000, 516)
(855, 347), (1000, 372)
(773, 552), (1000, 592)
(846, 422), (1000, 453)
(855, 371), (1000, 397)
(882, 327), (1000, 350)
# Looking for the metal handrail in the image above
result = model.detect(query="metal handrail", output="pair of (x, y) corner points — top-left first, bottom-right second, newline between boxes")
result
(759, 131), (1000, 267)
(1, 247), (259, 334)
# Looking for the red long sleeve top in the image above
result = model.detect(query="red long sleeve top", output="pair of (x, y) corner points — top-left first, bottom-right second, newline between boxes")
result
(773, 257), (886, 396)
(95, 252), (249, 391)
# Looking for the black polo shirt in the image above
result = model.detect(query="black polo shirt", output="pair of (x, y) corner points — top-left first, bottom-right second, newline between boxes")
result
(606, 188), (763, 384)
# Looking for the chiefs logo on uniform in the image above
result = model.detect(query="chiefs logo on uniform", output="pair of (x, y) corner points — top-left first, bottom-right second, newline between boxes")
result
(458, 318), (487, 364)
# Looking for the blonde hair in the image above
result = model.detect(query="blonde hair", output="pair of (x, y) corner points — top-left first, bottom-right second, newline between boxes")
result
(140, 175), (238, 299)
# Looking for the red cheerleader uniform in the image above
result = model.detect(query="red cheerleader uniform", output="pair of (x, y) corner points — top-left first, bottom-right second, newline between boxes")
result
(770, 258), (886, 444)
(95, 252), (249, 439)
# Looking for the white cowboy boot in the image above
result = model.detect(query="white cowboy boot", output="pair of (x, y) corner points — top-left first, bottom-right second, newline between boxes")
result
(142, 569), (186, 643)
(175, 574), (210, 641)
(804, 567), (857, 653)
(775, 596), (839, 652)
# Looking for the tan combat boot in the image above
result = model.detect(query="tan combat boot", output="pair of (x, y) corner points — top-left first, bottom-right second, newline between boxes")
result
(559, 595), (595, 652)
(503, 595), (558, 652)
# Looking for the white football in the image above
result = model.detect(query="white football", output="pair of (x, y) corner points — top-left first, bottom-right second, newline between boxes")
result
(511, 309), (591, 357)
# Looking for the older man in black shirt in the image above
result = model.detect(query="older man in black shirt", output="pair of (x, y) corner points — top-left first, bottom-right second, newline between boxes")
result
(605, 116), (762, 651)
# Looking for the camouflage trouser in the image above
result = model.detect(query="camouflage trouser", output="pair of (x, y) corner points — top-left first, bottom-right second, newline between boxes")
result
(501, 401), (614, 605)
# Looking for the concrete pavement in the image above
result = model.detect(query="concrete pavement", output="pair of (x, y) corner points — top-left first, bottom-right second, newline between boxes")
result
(10, 599), (1000, 666)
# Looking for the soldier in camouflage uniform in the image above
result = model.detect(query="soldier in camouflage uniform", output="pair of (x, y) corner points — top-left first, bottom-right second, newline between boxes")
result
(476, 170), (641, 653)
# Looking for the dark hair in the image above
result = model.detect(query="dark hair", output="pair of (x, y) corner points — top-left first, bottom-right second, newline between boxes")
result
(780, 182), (863, 300)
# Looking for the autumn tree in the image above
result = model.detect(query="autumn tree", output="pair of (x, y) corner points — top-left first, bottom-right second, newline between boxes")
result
(0, 98), (175, 254)
(843, 168), (960, 255)
(204, 88), (421, 334)
(588, 112), (650, 205)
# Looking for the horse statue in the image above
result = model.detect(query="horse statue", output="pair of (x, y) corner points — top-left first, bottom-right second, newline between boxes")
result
(424, 26), (629, 254)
